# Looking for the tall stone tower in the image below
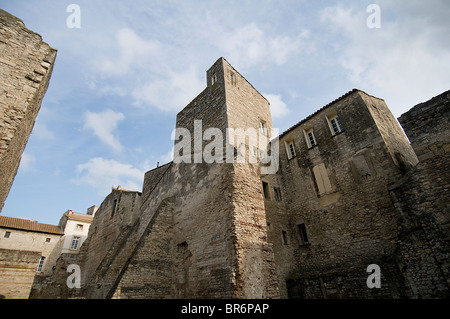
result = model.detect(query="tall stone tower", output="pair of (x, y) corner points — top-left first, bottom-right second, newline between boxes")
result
(171, 57), (279, 298)
(0, 9), (57, 213)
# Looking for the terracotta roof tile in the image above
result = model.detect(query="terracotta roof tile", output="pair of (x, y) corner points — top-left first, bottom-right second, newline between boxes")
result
(0, 215), (64, 235)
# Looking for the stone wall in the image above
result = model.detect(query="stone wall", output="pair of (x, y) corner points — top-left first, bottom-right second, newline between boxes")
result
(0, 9), (57, 212)
(0, 248), (41, 298)
(388, 90), (450, 298)
(271, 90), (417, 298)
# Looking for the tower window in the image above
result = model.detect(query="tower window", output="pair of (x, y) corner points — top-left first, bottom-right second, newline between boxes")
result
(260, 120), (268, 136)
(212, 73), (217, 85)
(262, 181), (271, 200)
(230, 72), (236, 85)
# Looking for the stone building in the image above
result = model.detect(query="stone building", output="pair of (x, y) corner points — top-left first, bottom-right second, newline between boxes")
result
(30, 58), (449, 299)
(0, 9), (57, 213)
(0, 215), (63, 298)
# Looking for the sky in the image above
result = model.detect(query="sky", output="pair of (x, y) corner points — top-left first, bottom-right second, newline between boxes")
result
(1, 0), (449, 225)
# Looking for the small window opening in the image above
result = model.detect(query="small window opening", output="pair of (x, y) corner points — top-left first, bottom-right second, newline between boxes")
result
(274, 187), (282, 201)
(298, 224), (309, 245)
(4, 231), (11, 238)
(282, 231), (288, 245)
(262, 181), (271, 200)
(36, 256), (45, 272)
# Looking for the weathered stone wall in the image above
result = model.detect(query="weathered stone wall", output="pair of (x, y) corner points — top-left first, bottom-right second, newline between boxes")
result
(271, 90), (416, 298)
(0, 9), (56, 212)
(388, 90), (450, 298)
(0, 248), (41, 298)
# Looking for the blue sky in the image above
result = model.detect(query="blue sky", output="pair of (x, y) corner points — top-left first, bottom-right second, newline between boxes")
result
(1, 0), (449, 225)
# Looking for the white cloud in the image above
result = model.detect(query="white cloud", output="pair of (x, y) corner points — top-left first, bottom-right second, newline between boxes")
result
(320, 2), (450, 116)
(32, 123), (54, 140)
(83, 109), (125, 152)
(220, 23), (310, 70)
(131, 65), (204, 112)
(19, 153), (35, 173)
(264, 93), (290, 118)
(94, 28), (162, 76)
(71, 158), (144, 195)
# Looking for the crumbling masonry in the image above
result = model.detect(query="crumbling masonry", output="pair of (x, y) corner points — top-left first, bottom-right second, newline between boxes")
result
(0, 9), (57, 213)
(30, 58), (449, 299)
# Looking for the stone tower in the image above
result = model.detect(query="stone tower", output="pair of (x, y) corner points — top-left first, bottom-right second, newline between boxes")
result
(0, 9), (57, 213)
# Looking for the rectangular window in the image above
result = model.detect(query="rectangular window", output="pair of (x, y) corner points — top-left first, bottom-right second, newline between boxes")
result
(304, 127), (317, 148)
(282, 231), (288, 245)
(285, 140), (296, 160)
(4, 231), (11, 238)
(312, 163), (333, 196)
(262, 181), (271, 200)
(298, 224), (309, 245)
(327, 112), (344, 135)
(260, 120), (268, 136)
(76, 224), (83, 231)
(274, 187), (282, 201)
(230, 72), (236, 85)
(45, 238), (51, 243)
(71, 236), (80, 250)
(36, 256), (45, 272)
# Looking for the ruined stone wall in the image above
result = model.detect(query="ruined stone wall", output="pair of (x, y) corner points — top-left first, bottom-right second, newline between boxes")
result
(0, 248), (41, 298)
(0, 9), (56, 212)
(272, 90), (415, 298)
(388, 90), (450, 298)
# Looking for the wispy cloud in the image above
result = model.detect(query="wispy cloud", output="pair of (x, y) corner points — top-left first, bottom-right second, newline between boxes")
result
(220, 23), (310, 71)
(83, 109), (125, 152)
(320, 1), (450, 115)
(71, 157), (144, 195)
(264, 93), (290, 119)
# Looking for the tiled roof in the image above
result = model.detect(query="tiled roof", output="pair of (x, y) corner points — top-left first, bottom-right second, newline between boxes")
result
(279, 89), (360, 138)
(0, 215), (64, 235)
(64, 211), (94, 223)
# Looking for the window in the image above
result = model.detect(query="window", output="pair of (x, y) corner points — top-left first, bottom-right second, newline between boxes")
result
(45, 238), (51, 243)
(260, 120), (268, 136)
(304, 127), (317, 148)
(297, 224), (309, 245)
(4, 231), (11, 238)
(267, 223), (272, 231)
(282, 231), (288, 245)
(71, 236), (80, 250)
(76, 224), (83, 231)
(262, 181), (271, 200)
(326, 112), (344, 135)
(285, 140), (296, 160)
(111, 199), (117, 219)
(312, 163), (333, 196)
(211, 73), (217, 85)
(37, 256), (45, 272)
(274, 187), (282, 202)
(230, 72), (236, 85)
